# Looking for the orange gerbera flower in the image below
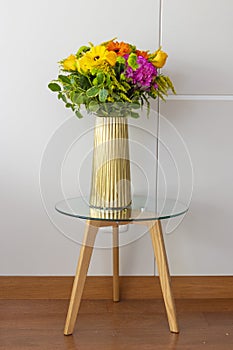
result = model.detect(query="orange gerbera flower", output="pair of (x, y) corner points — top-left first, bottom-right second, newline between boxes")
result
(106, 41), (131, 56)
(136, 50), (149, 59)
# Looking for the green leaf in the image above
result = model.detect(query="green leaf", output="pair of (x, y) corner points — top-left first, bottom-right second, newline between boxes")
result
(65, 103), (72, 108)
(79, 75), (91, 89)
(70, 91), (75, 102)
(127, 53), (138, 70)
(99, 88), (108, 102)
(106, 74), (112, 87)
(131, 102), (141, 109)
(70, 76), (76, 85)
(120, 73), (126, 81)
(88, 100), (99, 113)
(76, 46), (90, 57)
(58, 75), (71, 84)
(117, 56), (125, 64)
(97, 72), (104, 84)
(130, 111), (140, 118)
(90, 68), (98, 75)
(86, 86), (100, 97)
(48, 83), (61, 92)
(58, 92), (67, 103)
(92, 77), (98, 86)
(75, 110), (83, 118)
(97, 107), (108, 116)
(74, 93), (86, 104)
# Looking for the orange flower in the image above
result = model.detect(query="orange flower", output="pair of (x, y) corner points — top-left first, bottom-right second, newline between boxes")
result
(136, 50), (149, 59)
(106, 41), (131, 56)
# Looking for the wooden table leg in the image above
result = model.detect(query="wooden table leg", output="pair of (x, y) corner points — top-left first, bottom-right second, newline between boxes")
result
(112, 224), (120, 302)
(148, 220), (179, 333)
(64, 220), (100, 335)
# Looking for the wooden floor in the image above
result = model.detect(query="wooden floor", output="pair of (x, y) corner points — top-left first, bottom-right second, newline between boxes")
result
(0, 299), (233, 349)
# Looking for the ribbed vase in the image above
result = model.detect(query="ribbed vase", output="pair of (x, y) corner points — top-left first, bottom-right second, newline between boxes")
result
(90, 116), (131, 210)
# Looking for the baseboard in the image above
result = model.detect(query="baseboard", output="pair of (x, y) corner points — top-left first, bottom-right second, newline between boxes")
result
(0, 276), (232, 300)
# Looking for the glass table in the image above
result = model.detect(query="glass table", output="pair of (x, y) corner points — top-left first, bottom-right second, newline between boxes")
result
(56, 195), (187, 222)
(55, 195), (188, 335)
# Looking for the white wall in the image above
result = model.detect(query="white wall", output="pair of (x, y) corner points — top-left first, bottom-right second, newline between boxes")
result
(1, 0), (233, 276)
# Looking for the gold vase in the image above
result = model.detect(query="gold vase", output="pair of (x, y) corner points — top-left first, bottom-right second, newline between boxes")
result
(90, 116), (131, 210)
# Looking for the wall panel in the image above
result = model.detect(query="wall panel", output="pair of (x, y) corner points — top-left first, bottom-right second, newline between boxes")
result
(162, 0), (233, 94)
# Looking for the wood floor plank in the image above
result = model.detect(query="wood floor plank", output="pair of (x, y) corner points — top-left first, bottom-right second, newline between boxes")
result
(0, 299), (233, 349)
(1, 327), (233, 350)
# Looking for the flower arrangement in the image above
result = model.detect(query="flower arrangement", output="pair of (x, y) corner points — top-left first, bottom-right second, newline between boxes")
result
(48, 38), (175, 118)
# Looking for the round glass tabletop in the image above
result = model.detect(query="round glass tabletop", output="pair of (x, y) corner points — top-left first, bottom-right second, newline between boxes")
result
(55, 195), (188, 222)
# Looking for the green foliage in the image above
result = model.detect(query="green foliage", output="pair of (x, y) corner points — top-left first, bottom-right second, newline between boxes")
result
(96, 72), (105, 84)
(76, 46), (90, 58)
(116, 56), (125, 64)
(48, 83), (61, 92)
(130, 111), (140, 118)
(86, 86), (100, 97)
(99, 88), (108, 102)
(73, 92), (86, 104)
(75, 110), (83, 118)
(58, 75), (71, 84)
(88, 101), (99, 112)
(58, 92), (67, 103)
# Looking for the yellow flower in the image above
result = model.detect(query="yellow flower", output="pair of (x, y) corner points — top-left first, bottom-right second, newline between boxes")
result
(105, 50), (117, 66)
(62, 54), (77, 71)
(151, 49), (168, 68)
(78, 45), (117, 72)
(77, 56), (89, 72)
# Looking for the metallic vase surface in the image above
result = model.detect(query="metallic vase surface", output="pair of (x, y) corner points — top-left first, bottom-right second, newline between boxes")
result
(90, 116), (131, 210)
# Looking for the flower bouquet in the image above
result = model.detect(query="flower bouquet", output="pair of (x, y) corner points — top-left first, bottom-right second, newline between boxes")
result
(48, 39), (175, 210)
(48, 38), (175, 118)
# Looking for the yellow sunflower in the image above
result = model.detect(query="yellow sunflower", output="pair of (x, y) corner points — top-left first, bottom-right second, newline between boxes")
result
(78, 45), (117, 72)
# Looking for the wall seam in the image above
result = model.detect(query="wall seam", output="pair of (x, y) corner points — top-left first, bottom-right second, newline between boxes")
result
(154, 0), (163, 277)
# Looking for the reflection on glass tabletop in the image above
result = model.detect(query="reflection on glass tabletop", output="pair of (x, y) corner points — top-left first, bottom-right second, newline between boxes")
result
(55, 196), (188, 222)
